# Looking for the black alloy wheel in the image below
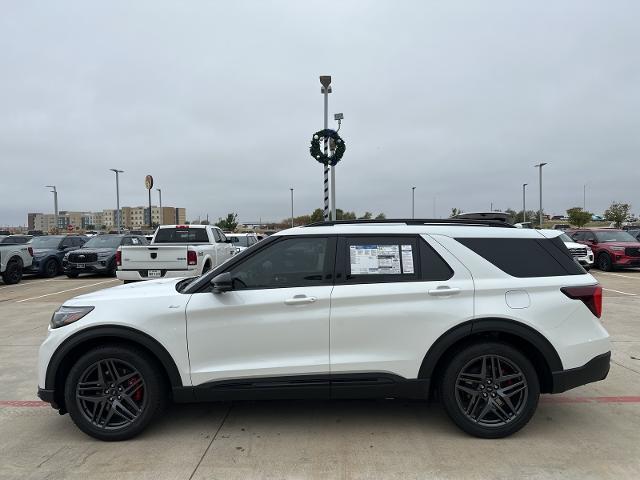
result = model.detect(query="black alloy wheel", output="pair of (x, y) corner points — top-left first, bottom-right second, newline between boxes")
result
(65, 345), (166, 441)
(43, 259), (59, 278)
(2, 259), (22, 284)
(597, 253), (613, 272)
(441, 342), (539, 438)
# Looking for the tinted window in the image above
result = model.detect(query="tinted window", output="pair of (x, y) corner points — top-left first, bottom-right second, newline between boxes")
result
(84, 236), (122, 248)
(30, 236), (64, 249)
(594, 231), (637, 243)
(229, 236), (250, 247)
(218, 230), (227, 243)
(457, 237), (585, 277)
(420, 239), (454, 281)
(154, 228), (209, 243)
(342, 236), (420, 284)
(211, 229), (221, 242)
(228, 237), (332, 289)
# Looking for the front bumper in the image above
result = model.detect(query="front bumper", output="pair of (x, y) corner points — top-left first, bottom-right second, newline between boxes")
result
(575, 254), (594, 267)
(551, 351), (610, 393)
(612, 256), (640, 268)
(37, 387), (59, 409)
(63, 260), (111, 274)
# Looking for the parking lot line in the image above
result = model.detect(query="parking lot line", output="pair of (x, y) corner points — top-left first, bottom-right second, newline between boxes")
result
(603, 288), (638, 296)
(597, 272), (640, 280)
(14, 280), (119, 303)
(0, 278), (61, 291)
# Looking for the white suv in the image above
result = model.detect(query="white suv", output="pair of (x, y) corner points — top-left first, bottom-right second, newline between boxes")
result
(38, 219), (610, 440)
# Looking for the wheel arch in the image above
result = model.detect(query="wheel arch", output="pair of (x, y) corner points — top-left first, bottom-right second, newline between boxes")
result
(418, 318), (562, 394)
(46, 325), (183, 411)
(7, 254), (24, 267)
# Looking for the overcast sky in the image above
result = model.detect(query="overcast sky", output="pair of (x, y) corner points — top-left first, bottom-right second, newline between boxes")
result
(1, 1), (639, 226)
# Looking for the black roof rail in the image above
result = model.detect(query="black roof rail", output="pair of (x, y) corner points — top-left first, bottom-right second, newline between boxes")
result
(305, 218), (514, 228)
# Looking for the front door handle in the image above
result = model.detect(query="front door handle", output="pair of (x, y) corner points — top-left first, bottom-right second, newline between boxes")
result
(284, 295), (317, 305)
(428, 286), (461, 297)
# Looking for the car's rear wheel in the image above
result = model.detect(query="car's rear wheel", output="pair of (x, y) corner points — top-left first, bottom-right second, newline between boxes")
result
(2, 259), (23, 284)
(64, 345), (166, 441)
(43, 259), (59, 278)
(440, 342), (539, 438)
(597, 253), (613, 271)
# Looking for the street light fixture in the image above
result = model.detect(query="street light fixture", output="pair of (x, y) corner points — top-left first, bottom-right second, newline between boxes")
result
(534, 163), (547, 226)
(45, 185), (58, 231)
(110, 169), (124, 233)
(522, 183), (528, 222)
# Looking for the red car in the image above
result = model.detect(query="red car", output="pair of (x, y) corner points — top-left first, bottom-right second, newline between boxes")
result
(568, 229), (640, 271)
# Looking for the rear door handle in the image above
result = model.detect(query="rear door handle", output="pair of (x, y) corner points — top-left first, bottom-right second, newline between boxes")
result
(284, 295), (317, 305)
(428, 286), (461, 297)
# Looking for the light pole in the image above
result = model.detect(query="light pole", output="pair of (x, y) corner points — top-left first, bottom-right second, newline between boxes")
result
(411, 187), (416, 219)
(45, 185), (58, 231)
(290, 188), (294, 228)
(534, 163), (547, 226)
(522, 183), (527, 222)
(320, 75), (332, 220)
(583, 184), (586, 210)
(156, 188), (162, 225)
(110, 169), (124, 233)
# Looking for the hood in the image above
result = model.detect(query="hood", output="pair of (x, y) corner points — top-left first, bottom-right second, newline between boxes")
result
(563, 241), (590, 250)
(65, 277), (184, 305)
(599, 241), (640, 249)
(71, 247), (115, 255)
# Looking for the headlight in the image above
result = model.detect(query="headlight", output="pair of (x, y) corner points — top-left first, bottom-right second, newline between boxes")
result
(63, 252), (70, 259)
(50, 306), (94, 329)
(610, 246), (625, 251)
(586, 246), (593, 253)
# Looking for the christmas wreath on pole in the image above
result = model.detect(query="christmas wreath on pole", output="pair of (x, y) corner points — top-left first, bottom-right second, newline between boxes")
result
(309, 129), (346, 166)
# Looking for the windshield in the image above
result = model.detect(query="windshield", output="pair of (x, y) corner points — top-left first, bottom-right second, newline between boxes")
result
(594, 231), (637, 243)
(30, 236), (62, 249)
(83, 236), (122, 248)
(228, 236), (250, 247)
(559, 233), (573, 243)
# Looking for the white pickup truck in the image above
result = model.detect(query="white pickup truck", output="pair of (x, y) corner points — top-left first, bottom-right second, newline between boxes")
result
(116, 225), (234, 282)
(0, 243), (34, 284)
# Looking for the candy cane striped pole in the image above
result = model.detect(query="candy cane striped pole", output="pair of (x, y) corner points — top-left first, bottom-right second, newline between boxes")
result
(323, 139), (329, 220)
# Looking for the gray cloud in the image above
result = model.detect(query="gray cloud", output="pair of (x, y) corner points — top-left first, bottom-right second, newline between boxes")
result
(1, 0), (639, 227)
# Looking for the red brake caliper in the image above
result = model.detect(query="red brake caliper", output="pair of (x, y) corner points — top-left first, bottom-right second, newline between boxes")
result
(129, 377), (143, 401)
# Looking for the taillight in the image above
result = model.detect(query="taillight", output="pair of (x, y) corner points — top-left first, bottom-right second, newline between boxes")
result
(187, 250), (197, 266)
(115, 249), (122, 266)
(561, 284), (602, 318)
(28, 247), (34, 257)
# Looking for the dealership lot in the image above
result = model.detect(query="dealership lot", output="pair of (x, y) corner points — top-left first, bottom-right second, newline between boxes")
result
(0, 273), (639, 479)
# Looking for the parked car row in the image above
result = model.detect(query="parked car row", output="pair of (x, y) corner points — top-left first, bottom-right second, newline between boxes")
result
(567, 228), (640, 271)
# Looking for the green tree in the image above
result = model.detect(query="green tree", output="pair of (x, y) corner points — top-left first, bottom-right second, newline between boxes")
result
(566, 207), (592, 227)
(359, 211), (373, 220)
(215, 213), (239, 231)
(375, 213), (386, 220)
(310, 208), (324, 223)
(604, 202), (631, 228)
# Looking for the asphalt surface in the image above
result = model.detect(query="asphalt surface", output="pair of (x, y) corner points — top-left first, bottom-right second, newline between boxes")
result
(0, 271), (639, 479)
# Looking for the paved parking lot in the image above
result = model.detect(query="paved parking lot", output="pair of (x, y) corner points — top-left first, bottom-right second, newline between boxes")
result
(0, 272), (639, 479)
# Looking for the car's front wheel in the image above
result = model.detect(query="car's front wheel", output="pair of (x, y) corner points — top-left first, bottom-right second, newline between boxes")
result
(64, 345), (166, 441)
(440, 342), (539, 438)
(597, 253), (613, 271)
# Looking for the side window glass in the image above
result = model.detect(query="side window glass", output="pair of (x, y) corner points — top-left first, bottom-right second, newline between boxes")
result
(585, 233), (595, 242)
(212, 229), (221, 242)
(61, 238), (72, 248)
(219, 231), (227, 243)
(121, 237), (133, 246)
(228, 237), (331, 289)
(343, 236), (419, 284)
(131, 237), (140, 245)
(420, 239), (454, 281)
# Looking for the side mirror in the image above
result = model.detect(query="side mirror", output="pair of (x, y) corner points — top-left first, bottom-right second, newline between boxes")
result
(225, 238), (232, 243)
(210, 272), (233, 293)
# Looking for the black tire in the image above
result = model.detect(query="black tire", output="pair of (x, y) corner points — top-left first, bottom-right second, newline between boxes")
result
(597, 253), (613, 272)
(201, 262), (211, 274)
(106, 259), (117, 277)
(583, 266), (591, 271)
(66, 272), (80, 278)
(64, 344), (167, 441)
(43, 258), (60, 278)
(440, 342), (540, 439)
(2, 258), (23, 285)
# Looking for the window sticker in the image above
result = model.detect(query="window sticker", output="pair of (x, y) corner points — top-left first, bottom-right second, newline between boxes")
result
(349, 245), (401, 275)
(401, 245), (414, 274)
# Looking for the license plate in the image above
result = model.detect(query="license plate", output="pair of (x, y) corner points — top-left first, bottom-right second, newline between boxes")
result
(75, 263), (85, 269)
(148, 270), (161, 278)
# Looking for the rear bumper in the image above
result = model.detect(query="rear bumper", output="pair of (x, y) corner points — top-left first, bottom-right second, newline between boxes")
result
(116, 269), (198, 281)
(551, 351), (610, 393)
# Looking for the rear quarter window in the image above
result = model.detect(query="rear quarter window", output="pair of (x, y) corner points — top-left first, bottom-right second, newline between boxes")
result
(456, 237), (585, 277)
(154, 228), (209, 243)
